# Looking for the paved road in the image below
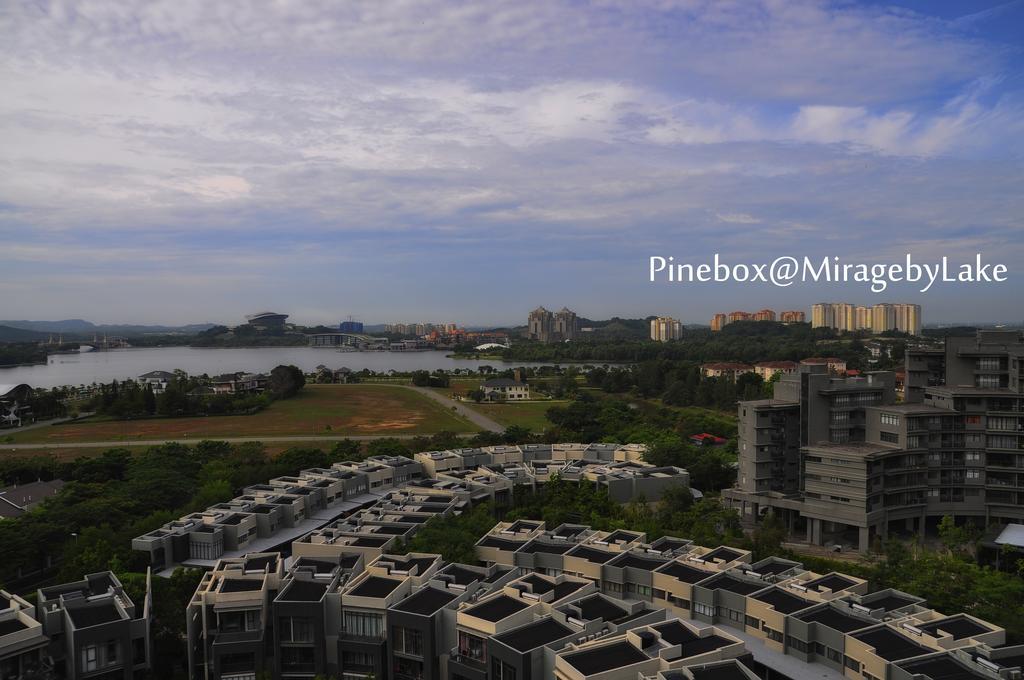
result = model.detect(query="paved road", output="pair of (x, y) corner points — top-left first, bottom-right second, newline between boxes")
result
(0, 385), (503, 451)
(404, 385), (504, 432)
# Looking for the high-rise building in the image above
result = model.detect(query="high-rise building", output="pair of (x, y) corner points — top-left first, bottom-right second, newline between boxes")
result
(650, 316), (683, 342)
(554, 307), (579, 341)
(752, 309), (776, 322)
(725, 329), (1024, 553)
(779, 310), (805, 323)
(710, 313), (728, 331)
(812, 303), (921, 335)
(529, 306), (578, 342)
(727, 310), (751, 323)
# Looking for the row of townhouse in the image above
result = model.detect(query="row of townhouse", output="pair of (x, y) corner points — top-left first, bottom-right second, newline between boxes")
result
(701, 358), (849, 383)
(180, 515), (1024, 680)
(133, 445), (691, 573)
(472, 520), (1024, 680)
(1, 572), (151, 680)
(183, 543), (755, 680)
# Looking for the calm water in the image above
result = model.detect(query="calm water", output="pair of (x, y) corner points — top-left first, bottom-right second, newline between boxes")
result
(0, 347), (551, 389)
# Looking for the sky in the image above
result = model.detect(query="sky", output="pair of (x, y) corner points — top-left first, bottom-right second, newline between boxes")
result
(1, 0), (1023, 327)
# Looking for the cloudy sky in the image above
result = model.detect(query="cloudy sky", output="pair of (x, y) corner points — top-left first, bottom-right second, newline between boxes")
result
(2, 0), (1022, 327)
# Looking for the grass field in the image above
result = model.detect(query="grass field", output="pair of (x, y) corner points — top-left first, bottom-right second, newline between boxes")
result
(467, 401), (559, 431)
(4, 384), (479, 445)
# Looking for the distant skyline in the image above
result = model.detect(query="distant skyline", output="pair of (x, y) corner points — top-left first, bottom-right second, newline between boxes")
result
(2, 1), (1022, 325)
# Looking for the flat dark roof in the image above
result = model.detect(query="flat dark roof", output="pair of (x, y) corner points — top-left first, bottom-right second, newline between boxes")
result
(853, 627), (931, 661)
(652, 621), (735, 657)
(688, 662), (751, 680)
(0, 618), (29, 635)
(658, 561), (714, 584)
(898, 655), (988, 680)
(495, 617), (573, 652)
(440, 564), (485, 586)
(806, 573), (858, 592)
(519, 539), (572, 555)
(382, 556), (438, 576)
(562, 641), (649, 675)
(753, 588), (813, 615)
(465, 594), (529, 622)
(392, 587), (456, 616)
(864, 592), (918, 612)
(280, 580), (328, 602)
(704, 546), (744, 562)
(609, 552), (667, 571)
(478, 536), (524, 550)
(569, 594), (628, 622)
(750, 560), (799, 575)
(917, 615), (992, 639)
(244, 555), (278, 571)
(220, 579), (263, 593)
(699, 574), (764, 596)
(796, 606), (874, 633)
(68, 603), (121, 628)
(567, 545), (615, 564)
(348, 576), (401, 599)
(352, 536), (389, 547)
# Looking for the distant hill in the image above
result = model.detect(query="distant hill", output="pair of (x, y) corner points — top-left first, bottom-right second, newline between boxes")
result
(0, 319), (216, 336)
(0, 324), (50, 342)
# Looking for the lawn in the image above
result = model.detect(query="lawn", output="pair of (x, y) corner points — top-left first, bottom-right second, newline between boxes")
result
(4, 384), (479, 444)
(466, 400), (559, 432)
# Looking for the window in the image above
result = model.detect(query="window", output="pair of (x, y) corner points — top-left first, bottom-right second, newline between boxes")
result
(344, 611), (383, 639)
(880, 432), (899, 444)
(745, 615), (760, 628)
(82, 645), (98, 672)
(880, 413), (900, 426)
(245, 609), (261, 631)
(967, 470), (981, 480)
(764, 627), (783, 642)
(458, 631), (486, 661)
(393, 626), (424, 656)
(105, 640), (118, 666)
(492, 658), (517, 680)
(827, 647), (843, 663)
(693, 603), (714, 617)
(281, 616), (314, 642)
(845, 656), (860, 671)
(787, 636), (809, 653)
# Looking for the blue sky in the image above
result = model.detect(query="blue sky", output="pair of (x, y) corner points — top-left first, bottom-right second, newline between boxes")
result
(1, 1), (1022, 327)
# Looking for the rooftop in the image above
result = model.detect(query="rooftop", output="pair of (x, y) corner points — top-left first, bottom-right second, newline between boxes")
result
(348, 576), (402, 599)
(68, 602), (121, 628)
(495, 617), (573, 652)
(805, 573), (858, 593)
(567, 594), (628, 622)
(566, 545), (616, 564)
(752, 588), (813, 615)
(853, 627), (931, 662)
(917, 615), (993, 639)
(392, 587), (456, 616)
(561, 641), (649, 675)
(699, 574), (765, 596)
(464, 594), (530, 622)
(795, 606), (873, 633)
(651, 621), (736, 656)
(279, 579), (328, 602)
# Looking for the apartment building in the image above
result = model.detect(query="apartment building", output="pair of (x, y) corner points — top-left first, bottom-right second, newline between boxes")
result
(753, 361), (797, 381)
(700, 363), (754, 382)
(527, 307), (579, 343)
(0, 572), (152, 680)
(780, 310), (806, 323)
(725, 330), (1024, 553)
(650, 316), (683, 342)
(812, 303), (922, 335)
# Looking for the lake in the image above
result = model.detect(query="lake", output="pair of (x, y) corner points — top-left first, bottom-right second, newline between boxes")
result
(0, 347), (554, 389)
